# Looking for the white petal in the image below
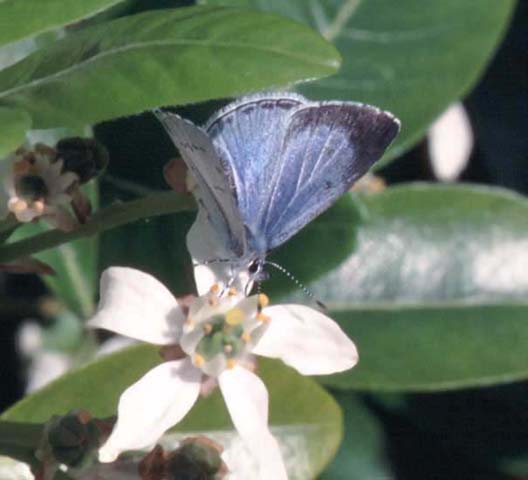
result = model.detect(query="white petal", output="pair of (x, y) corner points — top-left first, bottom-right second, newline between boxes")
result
(219, 367), (287, 480)
(187, 210), (251, 295)
(253, 304), (358, 375)
(88, 267), (185, 345)
(99, 358), (201, 462)
(429, 102), (473, 181)
(56, 172), (78, 192)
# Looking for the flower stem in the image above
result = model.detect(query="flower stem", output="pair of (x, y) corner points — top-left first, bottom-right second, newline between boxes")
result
(0, 421), (43, 464)
(0, 191), (195, 263)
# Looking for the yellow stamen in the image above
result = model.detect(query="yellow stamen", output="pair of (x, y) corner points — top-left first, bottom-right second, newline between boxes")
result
(256, 312), (271, 323)
(225, 308), (244, 326)
(242, 332), (251, 343)
(258, 293), (269, 308)
(226, 359), (236, 369)
(209, 283), (221, 295)
(228, 287), (238, 296)
(194, 354), (205, 367)
(33, 200), (45, 213)
(185, 317), (195, 327)
(208, 296), (218, 307)
(11, 199), (28, 213)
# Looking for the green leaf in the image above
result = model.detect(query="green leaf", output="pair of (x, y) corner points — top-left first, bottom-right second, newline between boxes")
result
(0, 0), (125, 48)
(291, 184), (528, 391)
(267, 193), (361, 298)
(320, 392), (392, 480)
(9, 181), (99, 318)
(0, 6), (340, 129)
(0, 107), (31, 157)
(377, 386), (528, 478)
(202, 0), (515, 163)
(0, 422), (43, 464)
(2, 345), (343, 480)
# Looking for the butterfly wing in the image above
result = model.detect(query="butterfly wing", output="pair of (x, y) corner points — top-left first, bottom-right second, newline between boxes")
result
(258, 101), (400, 249)
(206, 94), (399, 253)
(205, 93), (304, 230)
(155, 110), (247, 258)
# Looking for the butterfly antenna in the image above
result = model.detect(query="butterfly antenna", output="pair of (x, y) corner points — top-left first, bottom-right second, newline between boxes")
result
(264, 261), (327, 311)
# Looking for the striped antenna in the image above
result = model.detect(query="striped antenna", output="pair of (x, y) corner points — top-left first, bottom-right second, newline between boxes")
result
(264, 260), (327, 311)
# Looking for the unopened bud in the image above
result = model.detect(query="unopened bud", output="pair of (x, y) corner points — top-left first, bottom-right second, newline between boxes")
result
(166, 436), (226, 480)
(36, 411), (104, 468)
(139, 437), (227, 480)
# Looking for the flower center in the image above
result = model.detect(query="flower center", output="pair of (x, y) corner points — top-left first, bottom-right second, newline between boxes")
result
(181, 290), (270, 377)
(16, 174), (48, 201)
(195, 310), (247, 361)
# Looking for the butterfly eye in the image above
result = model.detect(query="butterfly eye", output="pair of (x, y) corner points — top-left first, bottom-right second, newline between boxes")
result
(248, 260), (260, 275)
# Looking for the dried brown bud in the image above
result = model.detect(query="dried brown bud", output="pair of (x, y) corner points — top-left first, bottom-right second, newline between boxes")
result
(56, 137), (109, 184)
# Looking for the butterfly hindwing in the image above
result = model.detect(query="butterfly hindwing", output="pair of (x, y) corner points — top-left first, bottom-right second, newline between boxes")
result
(155, 110), (247, 257)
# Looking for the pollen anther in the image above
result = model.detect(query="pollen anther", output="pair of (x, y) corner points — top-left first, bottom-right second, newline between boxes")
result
(256, 312), (271, 323)
(257, 293), (269, 308)
(33, 200), (45, 213)
(225, 308), (244, 326)
(194, 354), (205, 367)
(209, 283), (221, 295)
(11, 199), (28, 213)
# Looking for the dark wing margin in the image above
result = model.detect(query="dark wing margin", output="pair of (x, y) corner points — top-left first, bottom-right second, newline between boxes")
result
(154, 109), (247, 258)
(260, 102), (400, 249)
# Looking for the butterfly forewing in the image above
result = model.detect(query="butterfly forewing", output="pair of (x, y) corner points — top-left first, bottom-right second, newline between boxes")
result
(259, 102), (400, 250)
(156, 93), (400, 271)
(155, 110), (247, 257)
(206, 93), (304, 225)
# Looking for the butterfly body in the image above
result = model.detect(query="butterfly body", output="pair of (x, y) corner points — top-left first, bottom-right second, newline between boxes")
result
(156, 92), (400, 289)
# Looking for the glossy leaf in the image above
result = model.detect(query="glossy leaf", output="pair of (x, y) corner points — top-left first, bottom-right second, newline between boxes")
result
(320, 391), (393, 480)
(290, 184), (528, 391)
(0, 107), (31, 158)
(203, 0), (515, 163)
(2, 344), (343, 479)
(0, 6), (340, 129)
(0, 0), (125, 48)
(381, 386), (528, 478)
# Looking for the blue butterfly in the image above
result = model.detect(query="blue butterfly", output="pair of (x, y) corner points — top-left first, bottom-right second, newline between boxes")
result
(156, 92), (400, 288)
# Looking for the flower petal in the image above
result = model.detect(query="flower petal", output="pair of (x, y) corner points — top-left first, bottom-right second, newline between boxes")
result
(219, 367), (287, 480)
(253, 304), (358, 375)
(99, 358), (201, 462)
(88, 267), (185, 344)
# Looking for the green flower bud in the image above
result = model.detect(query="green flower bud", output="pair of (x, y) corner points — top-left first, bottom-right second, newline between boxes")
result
(166, 437), (225, 480)
(37, 411), (102, 468)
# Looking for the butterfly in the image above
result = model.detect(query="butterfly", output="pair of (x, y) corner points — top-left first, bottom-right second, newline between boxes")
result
(156, 92), (400, 292)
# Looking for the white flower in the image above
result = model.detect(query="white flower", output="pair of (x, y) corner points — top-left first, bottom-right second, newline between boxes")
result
(88, 267), (358, 479)
(1, 145), (78, 228)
